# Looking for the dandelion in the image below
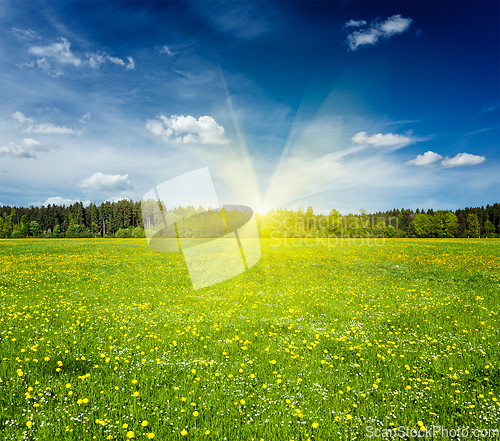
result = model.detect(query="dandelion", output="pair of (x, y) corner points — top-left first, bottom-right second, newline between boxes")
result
(126, 431), (134, 438)
(312, 422), (319, 429)
(141, 421), (148, 427)
(26, 421), (32, 428)
(193, 411), (199, 417)
(181, 430), (188, 436)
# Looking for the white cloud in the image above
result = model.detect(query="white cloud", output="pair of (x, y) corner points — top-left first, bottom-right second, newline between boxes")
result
(12, 112), (79, 135)
(146, 115), (229, 145)
(27, 123), (79, 135)
(12, 111), (33, 126)
(79, 113), (91, 123)
(158, 45), (177, 56)
(36, 58), (63, 77)
(12, 28), (41, 40)
(406, 151), (443, 167)
(26, 38), (133, 73)
(0, 138), (53, 159)
(108, 56), (126, 66)
(441, 153), (486, 168)
(351, 131), (414, 149)
(86, 51), (107, 69)
(344, 19), (367, 28)
(86, 52), (133, 69)
(345, 14), (413, 51)
(31, 197), (91, 207)
(29, 37), (82, 66)
(76, 172), (132, 193)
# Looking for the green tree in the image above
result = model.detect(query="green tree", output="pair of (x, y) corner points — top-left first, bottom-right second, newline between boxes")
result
(305, 206), (314, 230)
(30, 221), (40, 237)
(466, 213), (480, 236)
(132, 226), (146, 238)
(68, 213), (77, 228)
(20, 214), (30, 237)
(413, 213), (435, 238)
(3, 213), (13, 238)
(433, 211), (446, 238)
(443, 212), (459, 238)
(484, 220), (495, 236)
(53, 225), (61, 238)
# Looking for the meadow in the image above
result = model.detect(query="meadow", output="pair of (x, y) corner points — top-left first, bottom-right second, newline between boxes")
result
(0, 238), (499, 440)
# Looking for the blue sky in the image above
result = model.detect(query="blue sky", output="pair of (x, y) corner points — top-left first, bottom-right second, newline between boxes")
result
(0, 0), (498, 214)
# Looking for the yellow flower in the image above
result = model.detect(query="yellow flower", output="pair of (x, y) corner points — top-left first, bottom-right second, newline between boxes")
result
(181, 430), (188, 436)
(346, 414), (353, 420)
(132, 379), (138, 384)
(126, 431), (135, 438)
(146, 434), (155, 439)
(193, 411), (199, 417)
(65, 383), (71, 388)
(240, 399), (245, 405)
(312, 422), (319, 429)
(133, 391), (139, 397)
(205, 430), (210, 435)
(83, 398), (89, 404)
(269, 360), (276, 364)
(26, 421), (32, 428)
(417, 421), (423, 427)
(141, 421), (148, 427)
(122, 423), (128, 429)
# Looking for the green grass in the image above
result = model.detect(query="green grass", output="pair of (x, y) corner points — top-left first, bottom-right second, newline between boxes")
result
(0, 238), (499, 440)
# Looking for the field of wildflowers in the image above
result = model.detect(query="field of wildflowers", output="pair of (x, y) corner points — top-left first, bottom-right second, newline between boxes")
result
(0, 238), (499, 440)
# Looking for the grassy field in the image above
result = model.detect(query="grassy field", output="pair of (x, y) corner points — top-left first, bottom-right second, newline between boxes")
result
(0, 238), (499, 440)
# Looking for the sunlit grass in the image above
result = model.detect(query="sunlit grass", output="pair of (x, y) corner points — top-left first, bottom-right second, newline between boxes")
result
(0, 238), (499, 440)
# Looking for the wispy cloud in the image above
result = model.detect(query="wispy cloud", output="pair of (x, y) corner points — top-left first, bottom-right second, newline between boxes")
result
(29, 37), (82, 66)
(441, 152), (485, 168)
(157, 45), (177, 56)
(351, 131), (414, 149)
(12, 111), (79, 135)
(344, 14), (413, 51)
(35, 58), (63, 77)
(343, 19), (367, 29)
(0, 138), (54, 158)
(480, 100), (499, 114)
(12, 28), (41, 40)
(406, 151), (442, 167)
(23, 38), (134, 75)
(76, 172), (132, 193)
(79, 112), (91, 123)
(86, 51), (134, 69)
(146, 115), (230, 145)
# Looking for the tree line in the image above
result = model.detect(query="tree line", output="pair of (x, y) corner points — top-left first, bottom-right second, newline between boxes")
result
(0, 200), (499, 239)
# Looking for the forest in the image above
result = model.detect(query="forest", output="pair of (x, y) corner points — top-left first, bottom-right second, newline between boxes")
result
(0, 200), (499, 239)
